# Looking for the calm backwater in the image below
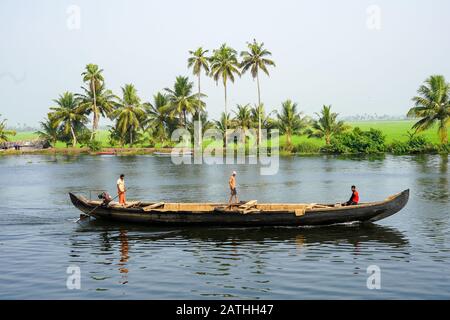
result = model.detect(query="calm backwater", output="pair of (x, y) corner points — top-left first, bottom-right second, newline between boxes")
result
(0, 154), (449, 299)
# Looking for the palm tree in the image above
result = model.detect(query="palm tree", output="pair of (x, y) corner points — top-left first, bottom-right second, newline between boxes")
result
(81, 64), (105, 140)
(36, 118), (59, 148)
(407, 75), (450, 144)
(49, 92), (87, 147)
(307, 105), (348, 145)
(233, 104), (253, 138)
(77, 84), (116, 128)
(214, 112), (233, 144)
(276, 100), (307, 150)
(112, 84), (146, 146)
(240, 39), (275, 144)
(187, 111), (214, 140)
(188, 47), (210, 148)
(251, 103), (276, 132)
(0, 115), (16, 144)
(164, 76), (202, 129)
(143, 92), (172, 143)
(209, 44), (241, 145)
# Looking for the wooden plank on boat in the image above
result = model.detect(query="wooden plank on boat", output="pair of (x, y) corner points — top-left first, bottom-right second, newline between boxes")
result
(239, 200), (257, 209)
(143, 202), (165, 211)
(123, 201), (141, 208)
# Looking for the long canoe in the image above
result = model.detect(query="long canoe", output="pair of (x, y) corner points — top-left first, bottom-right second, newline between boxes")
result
(69, 189), (409, 227)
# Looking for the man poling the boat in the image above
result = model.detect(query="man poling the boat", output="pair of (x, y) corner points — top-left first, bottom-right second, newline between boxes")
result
(228, 171), (238, 204)
(343, 185), (359, 206)
(117, 174), (127, 206)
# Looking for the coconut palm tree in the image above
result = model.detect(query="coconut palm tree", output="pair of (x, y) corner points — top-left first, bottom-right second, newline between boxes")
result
(306, 105), (348, 145)
(240, 39), (275, 144)
(233, 104), (253, 138)
(214, 112), (233, 144)
(0, 115), (16, 144)
(143, 92), (173, 143)
(407, 75), (450, 144)
(36, 118), (59, 147)
(49, 92), (87, 147)
(164, 76), (202, 129)
(188, 47), (210, 148)
(209, 44), (240, 145)
(81, 64), (106, 140)
(112, 84), (146, 146)
(276, 100), (307, 150)
(187, 111), (214, 140)
(251, 103), (276, 132)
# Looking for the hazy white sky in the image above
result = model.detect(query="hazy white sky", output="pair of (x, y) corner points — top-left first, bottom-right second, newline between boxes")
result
(1, 0), (449, 126)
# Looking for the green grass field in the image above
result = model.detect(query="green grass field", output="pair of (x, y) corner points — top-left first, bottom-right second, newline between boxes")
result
(7, 120), (449, 148)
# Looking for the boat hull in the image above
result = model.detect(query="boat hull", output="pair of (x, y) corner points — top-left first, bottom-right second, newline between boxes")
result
(69, 189), (409, 227)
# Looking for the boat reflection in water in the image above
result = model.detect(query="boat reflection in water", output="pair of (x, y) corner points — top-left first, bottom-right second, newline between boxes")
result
(118, 229), (129, 284)
(73, 221), (410, 290)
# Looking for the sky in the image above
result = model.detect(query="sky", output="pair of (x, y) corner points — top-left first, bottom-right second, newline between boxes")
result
(0, 0), (449, 127)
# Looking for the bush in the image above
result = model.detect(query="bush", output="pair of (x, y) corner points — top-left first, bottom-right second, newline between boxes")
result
(322, 127), (386, 154)
(292, 142), (321, 154)
(388, 135), (436, 154)
(437, 143), (450, 154)
(87, 140), (102, 152)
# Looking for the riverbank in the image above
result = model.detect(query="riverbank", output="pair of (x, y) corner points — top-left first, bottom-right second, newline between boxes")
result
(3, 120), (449, 156)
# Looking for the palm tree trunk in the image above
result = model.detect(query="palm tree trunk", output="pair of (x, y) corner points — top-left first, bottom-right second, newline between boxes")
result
(224, 83), (228, 147)
(70, 123), (77, 147)
(439, 119), (448, 144)
(256, 72), (261, 146)
(197, 74), (202, 149)
(130, 126), (133, 146)
(90, 80), (97, 141)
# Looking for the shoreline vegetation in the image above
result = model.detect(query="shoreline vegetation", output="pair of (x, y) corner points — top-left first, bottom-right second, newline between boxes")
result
(1, 41), (449, 157)
(2, 119), (450, 157)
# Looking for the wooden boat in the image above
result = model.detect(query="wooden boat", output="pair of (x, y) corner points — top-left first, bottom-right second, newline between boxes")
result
(69, 189), (409, 227)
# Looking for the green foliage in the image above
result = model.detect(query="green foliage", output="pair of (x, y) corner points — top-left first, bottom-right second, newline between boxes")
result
(322, 127), (386, 154)
(388, 133), (436, 154)
(0, 115), (16, 144)
(407, 75), (450, 144)
(306, 105), (348, 144)
(291, 141), (321, 154)
(87, 139), (102, 152)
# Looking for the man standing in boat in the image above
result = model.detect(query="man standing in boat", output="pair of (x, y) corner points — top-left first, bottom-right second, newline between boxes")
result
(344, 185), (359, 206)
(228, 171), (238, 204)
(117, 174), (126, 206)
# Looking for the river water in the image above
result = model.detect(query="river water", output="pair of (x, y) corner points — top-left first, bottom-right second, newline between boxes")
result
(0, 154), (449, 299)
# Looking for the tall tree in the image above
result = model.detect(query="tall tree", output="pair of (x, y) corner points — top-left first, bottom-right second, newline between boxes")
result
(112, 84), (146, 146)
(307, 105), (348, 144)
(164, 76), (202, 129)
(276, 100), (307, 149)
(81, 64), (105, 140)
(240, 39), (275, 144)
(188, 47), (210, 148)
(49, 92), (87, 146)
(233, 104), (252, 138)
(251, 103), (276, 132)
(0, 115), (16, 144)
(407, 75), (450, 144)
(209, 44), (240, 145)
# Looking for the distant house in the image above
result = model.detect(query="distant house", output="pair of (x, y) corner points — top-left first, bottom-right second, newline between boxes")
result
(0, 139), (51, 151)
